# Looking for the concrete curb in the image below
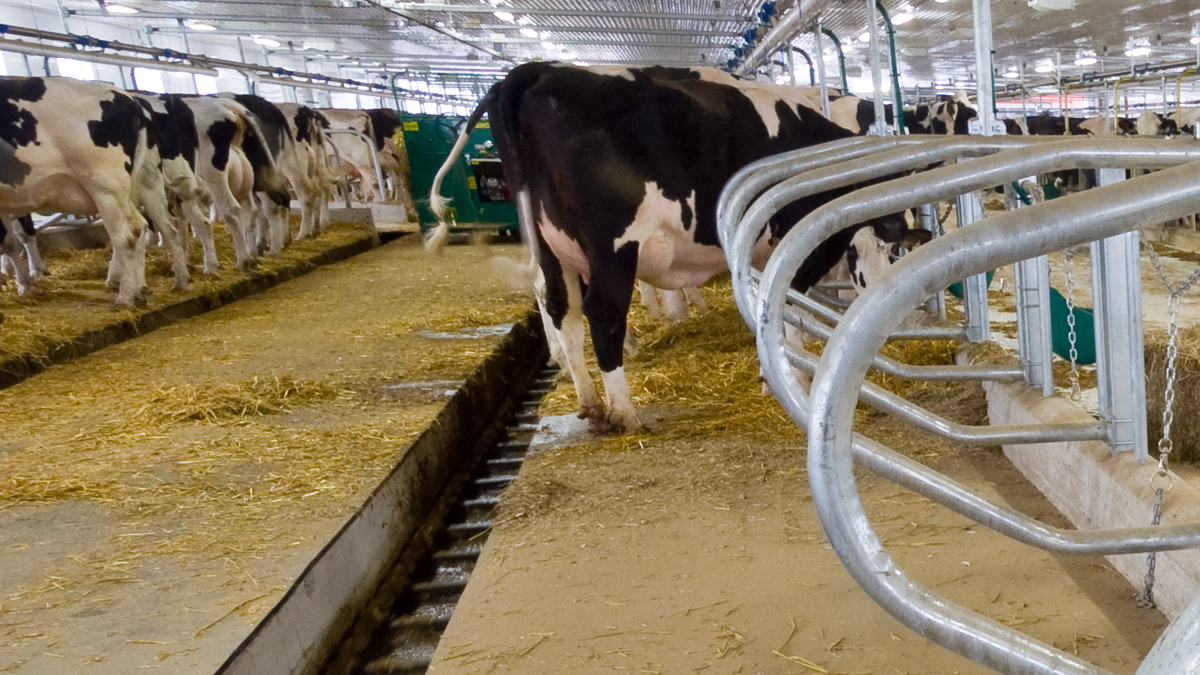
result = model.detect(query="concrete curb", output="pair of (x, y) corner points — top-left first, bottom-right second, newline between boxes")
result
(984, 380), (1200, 620)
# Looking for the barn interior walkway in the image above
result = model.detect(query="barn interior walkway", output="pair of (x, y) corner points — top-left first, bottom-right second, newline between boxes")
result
(0, 235), (530, 674)
(428, 284), (1170, 675)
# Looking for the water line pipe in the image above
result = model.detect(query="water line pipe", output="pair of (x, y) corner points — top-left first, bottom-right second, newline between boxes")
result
(821, 26), (850, 94)
(875, 2), (906, 133)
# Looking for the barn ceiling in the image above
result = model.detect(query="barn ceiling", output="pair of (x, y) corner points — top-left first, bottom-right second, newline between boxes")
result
(12, 0), (1200, 99)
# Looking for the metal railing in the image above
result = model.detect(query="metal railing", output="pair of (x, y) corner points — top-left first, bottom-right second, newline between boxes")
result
(723, 134), (1200, 675)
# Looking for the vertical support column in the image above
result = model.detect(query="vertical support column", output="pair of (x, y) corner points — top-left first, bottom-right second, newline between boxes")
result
(866, 0), (888, 135)
(784, 44), (796, 87)
(1014, 256), (1054, 396)
(814, 20), (831, 119)
(971, 0), (996, 134)
(956, 188), (989, 342)
(918, 204), (946, 320)
(1090, 168), (1147, 459)
(1008, 180), (1053, 395)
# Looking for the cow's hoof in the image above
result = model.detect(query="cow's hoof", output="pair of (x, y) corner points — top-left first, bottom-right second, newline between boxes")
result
(587, 416), (620, 434)
(173, 281), (189, 292)
(202, 270), (220, 280)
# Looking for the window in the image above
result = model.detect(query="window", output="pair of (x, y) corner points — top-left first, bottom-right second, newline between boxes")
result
(195, 74), (219, 95)
(56, 58), (96, 81)
(402, 98), (421, 114)
(133, 67), (167, 93)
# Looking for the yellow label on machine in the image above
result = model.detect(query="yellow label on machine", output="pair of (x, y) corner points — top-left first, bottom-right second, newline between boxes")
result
(467, 177), (477, 190)
(476, 121), (490, 129)
(403, 121), (419, 131)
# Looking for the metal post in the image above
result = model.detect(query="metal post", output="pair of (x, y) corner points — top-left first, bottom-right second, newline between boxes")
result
(814, 20), (831, 118)
(784, 44), (796, 87)
(867, 0), (888, 135)
(918, 203), (946, 319)
(957, 187), (990, 342)
(1009, 181), (1054, 395)
(1090, 167), (1148, 459)
(972, 0), (996, 135)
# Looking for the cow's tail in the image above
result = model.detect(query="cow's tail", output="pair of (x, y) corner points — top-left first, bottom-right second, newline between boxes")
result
(426, 100), (490, 255)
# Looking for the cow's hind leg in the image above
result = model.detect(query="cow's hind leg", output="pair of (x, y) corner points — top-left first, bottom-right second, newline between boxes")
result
(15, 216), (46, 280)
(541, 253), (604, 424)
(584, 242), (643, 433)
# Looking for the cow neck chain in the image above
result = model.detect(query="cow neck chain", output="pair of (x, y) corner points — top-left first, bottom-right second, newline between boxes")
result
(1063, 247), (1082, 402)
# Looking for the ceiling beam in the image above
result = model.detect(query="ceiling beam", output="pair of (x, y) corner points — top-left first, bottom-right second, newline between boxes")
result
(476, 24), (740, 38)
(390, 4), (748, 23)
(67, 10), (400, 26)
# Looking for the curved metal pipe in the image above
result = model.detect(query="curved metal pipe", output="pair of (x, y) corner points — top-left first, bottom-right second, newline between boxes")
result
(728, 135), (1052, 329)
(761, 151), (1200, 675)
(792, 46), (816, 86)
(821, 27), (850, 94)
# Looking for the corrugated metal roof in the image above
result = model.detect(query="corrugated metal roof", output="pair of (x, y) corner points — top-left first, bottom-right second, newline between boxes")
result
(40, 0), (1200, 101)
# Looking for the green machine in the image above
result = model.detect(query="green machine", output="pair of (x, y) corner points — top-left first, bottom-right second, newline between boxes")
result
(400, 113), (519, 236)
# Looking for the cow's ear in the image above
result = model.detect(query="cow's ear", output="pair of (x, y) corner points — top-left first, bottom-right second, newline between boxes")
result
(903, 228), (933, 249)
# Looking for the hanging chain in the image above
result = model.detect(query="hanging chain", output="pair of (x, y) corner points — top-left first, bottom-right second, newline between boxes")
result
(936, 201), (954, 234)
(1132, 234), (1200, 609)
(1063, 246), (1082, 402)
(1135, 487), (1165, 609)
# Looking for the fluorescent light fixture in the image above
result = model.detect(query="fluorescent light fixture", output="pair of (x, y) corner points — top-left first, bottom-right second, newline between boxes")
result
(1074, 56), (1097, 65)
(517, 16), (534, 25)
(892, 11), (914, 24)
(1004, 70), (1020, 78)
(1125, 46), (1151, 57)
(493, 10), (514, 22)
(559, 50), (577, 60)
(933, 0), (949, 3)
(187, 21), (217, 31)
(519, 27), (538, 38)
(573, 61), (589, 66)
(104, 3), (138, 13)
(1191, 36), (1200, 45)
(1034, 63), (1054, 73)
(541, 41), (558, 50)
(858, 32), (870, 42)
(775, 75), (789, 84)
(253, 36), (282, 48)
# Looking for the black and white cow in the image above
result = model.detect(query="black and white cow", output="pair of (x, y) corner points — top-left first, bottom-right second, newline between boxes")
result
(277, 103), (337, 240)
(179, 95), (269, 272)
(826, 95), (976, 136)
(366, 108), (417, 219)
(222, 94), (295, 258)
(428, 63), (926, 432)
(1, 76), (152, 307)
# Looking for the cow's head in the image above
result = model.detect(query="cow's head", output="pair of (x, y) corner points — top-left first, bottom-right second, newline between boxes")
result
(845, 217), (933, 293)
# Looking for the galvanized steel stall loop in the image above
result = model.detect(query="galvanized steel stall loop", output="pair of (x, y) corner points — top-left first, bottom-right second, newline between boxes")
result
(720, 135), (1200, 674)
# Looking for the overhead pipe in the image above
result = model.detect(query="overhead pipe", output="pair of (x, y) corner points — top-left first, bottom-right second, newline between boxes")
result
(0, 37), (218, 76)
(875, 1), (906, 133)
(738, 0), (813, 75)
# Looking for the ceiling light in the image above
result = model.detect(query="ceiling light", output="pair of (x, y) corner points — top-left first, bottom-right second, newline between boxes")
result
(1074, 56), (1097, 65)
(858, 32), (870, 42)
(253, 36), (282, 48)
(516, 16), (534, 25)
(559, 50), (577, 60)
(892, 12), (914, 24)
(933, 0), (949, 3)
(519, 27), (538, 38)
(1191, 36), (1200, 45)
(493, 10), (514, 22)
(1125, 46), (1152, 57)
(775, 75), (790, 84)
(1004, 70), (1020, 78)
(541, 41), (558, 50)
(1034, 63), (1055, 73)
(187, 20), (216, 31)
(104, 3), (138, 13)
(573, 61), (589, 66)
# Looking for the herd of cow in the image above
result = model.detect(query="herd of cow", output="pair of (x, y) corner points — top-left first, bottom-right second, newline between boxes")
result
(0, 75), (414, 314)
(427, 62), (1200, 434)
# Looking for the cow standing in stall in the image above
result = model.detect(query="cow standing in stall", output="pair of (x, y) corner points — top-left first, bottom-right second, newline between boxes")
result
(318, 108), (383, 203)
(2, 76), (155, 308)
(366, 109), (417, 219)
(428, 63), (927, 433)
(277, 103), (337, 240)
